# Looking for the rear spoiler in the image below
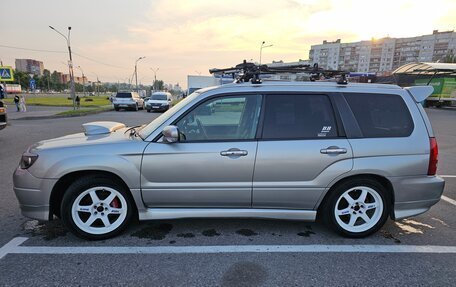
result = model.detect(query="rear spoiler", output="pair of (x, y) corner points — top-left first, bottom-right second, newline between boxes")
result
(404, 86), (434, 103)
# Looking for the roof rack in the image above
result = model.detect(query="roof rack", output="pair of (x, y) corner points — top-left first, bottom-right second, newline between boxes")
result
(209, 60), (348, 85)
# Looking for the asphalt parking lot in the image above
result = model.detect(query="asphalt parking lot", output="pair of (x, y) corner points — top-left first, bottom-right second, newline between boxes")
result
(0, 107), (455, 286)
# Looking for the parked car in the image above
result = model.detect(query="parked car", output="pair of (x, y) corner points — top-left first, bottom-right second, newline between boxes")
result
(0, 100), (6, 130)
(112, 91), (144, 111)
(145, 92), (172, 112)
(13, 82), (444, 240)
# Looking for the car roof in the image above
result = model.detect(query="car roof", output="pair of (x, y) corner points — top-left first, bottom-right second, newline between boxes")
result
(152, 92), (171, 95)
(196, 81), (402, 93)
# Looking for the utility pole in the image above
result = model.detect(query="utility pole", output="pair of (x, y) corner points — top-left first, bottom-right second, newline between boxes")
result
(135, 56), (145, 92)
(50, 26), (76, 110)
(150, 67), (159, 92)
(77, 66), (85, 96)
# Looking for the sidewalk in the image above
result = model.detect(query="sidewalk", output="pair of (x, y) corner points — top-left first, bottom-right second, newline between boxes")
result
(6, 105), (72, 120)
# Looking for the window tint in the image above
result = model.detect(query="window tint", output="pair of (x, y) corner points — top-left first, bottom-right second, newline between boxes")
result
(152, 94), (167, 100)
(176, 95), (262, 141)
(344, 93), (413, 138)
(116, 92), (132, 98)
(262, 94), (337, 139)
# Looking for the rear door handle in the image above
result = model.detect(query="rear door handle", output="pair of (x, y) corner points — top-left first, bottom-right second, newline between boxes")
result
(220, 149), (248, 157)
(320, 146), (347, 154)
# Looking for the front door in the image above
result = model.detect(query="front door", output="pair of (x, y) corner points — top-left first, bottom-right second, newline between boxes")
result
(141, 94), (262, 207)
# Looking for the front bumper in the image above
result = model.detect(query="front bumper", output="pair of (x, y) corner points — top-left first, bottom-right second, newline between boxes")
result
(388, 175), (445, 220)
(146, 104), (169, 111)
(13, 167), (57, 221)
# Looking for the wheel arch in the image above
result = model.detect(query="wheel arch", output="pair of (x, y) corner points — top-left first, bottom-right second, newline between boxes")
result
(316, 173), (395, 219)
(49, 170), (139, 220)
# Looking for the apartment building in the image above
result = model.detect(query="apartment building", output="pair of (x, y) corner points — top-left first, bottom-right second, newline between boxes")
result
(309, 30), (456, 73)
(15, 59), (44, 75)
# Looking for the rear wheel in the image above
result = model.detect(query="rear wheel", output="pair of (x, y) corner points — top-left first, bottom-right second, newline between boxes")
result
(323, 178), (389, 238)
(114, 106), (119, 111)
(61, 176), (134, 240)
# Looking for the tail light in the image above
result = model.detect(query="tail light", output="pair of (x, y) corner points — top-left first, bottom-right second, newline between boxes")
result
(428, 137), (438, 175)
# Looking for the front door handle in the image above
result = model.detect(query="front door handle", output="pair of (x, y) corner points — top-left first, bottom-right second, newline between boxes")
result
(220, 149), (248, 157)
(320, 146), (347, 154)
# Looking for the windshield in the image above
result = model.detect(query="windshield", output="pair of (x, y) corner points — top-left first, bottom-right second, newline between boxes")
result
(139, 92), (200, 139)
(116, 92), (132, 98)
(151, 94), (167, 100)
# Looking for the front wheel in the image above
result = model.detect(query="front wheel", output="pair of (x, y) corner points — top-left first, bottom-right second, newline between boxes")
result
(323, 178), (390, 238)
(61, 176), (134, 240)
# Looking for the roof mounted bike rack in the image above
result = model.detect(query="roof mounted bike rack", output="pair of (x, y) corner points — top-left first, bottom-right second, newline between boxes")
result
(209, 60), (349, 85)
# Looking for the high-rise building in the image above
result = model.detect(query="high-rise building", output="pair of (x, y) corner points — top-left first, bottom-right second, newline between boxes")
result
(309, 30), (456, 73)
(15, 59), (44, 75)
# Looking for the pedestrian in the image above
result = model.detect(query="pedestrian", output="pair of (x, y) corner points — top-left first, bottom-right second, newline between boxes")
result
(20, 95), (26, 112)
(75, 95), (80, 109)
(0, 84), (4, 99)
(14, 95), (20, 112)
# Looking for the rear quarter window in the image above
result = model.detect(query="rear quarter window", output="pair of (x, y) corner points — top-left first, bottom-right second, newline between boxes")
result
(344, 93), (414, 138)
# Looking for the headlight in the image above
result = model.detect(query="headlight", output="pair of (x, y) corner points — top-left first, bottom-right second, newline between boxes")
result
(20, 152), (39, 169)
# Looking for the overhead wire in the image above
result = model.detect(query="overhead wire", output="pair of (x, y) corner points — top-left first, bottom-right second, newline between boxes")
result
(0, 44), (128, 69)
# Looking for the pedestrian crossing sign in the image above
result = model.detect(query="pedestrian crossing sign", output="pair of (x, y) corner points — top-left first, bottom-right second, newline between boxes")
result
(0, 67), (14, 82)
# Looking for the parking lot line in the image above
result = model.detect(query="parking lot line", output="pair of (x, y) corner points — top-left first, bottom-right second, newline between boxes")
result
(442, 195), (456, 206)
(441, 175), (456, 178)
(1, 237), (456, 259)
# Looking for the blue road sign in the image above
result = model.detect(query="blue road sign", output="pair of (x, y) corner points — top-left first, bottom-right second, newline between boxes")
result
(29, 79), (36, 90)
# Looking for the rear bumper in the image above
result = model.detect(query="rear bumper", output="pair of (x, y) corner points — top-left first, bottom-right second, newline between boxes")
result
(388, 175), (445, 220)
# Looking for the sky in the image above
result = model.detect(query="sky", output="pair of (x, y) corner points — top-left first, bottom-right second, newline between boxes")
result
(1, 0), (455, 88)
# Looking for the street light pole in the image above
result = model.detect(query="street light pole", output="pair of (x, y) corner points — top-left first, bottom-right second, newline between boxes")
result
(77, 66), (85, 96)
(259, 41), (273, 66)
(150, 67), (159, 92)
(135, 56), (146, 92)
(50, 26), (76, 110)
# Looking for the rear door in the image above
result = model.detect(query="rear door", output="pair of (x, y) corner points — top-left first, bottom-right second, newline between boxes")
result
(252, 93), (353, 209)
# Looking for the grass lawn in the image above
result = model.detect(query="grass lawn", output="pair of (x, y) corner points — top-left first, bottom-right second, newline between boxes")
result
(2, 96), (111, 107)
(56, 106), (113, 117)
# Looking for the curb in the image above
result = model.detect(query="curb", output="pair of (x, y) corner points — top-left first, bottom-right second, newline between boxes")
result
(10, 108), (114, 121)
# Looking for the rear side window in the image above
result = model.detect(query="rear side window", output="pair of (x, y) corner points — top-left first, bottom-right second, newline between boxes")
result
(262, 94), (338, 139)
(344, 93), (414, 138)
(116, 92), (132, 98)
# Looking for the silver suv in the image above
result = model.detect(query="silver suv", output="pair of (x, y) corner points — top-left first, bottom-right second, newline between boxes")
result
(113, 91), (144, 111)
(13, 82), (444, 240)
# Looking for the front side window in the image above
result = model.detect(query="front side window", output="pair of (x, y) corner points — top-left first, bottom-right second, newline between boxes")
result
(262, 94), (338, 139)
(176, 95), (262, 141)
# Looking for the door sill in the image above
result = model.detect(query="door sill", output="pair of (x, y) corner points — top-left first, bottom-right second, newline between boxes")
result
(138, 208), (316, 221)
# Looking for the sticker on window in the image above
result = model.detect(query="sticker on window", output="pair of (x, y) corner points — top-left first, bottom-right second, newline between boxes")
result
(318, 126), (332, 137)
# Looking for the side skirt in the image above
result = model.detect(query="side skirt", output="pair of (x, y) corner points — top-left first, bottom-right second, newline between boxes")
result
(138, 208), (316, 221)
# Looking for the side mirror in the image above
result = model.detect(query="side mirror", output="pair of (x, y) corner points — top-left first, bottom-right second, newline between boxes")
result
(168, 98), (172, 101)
(162, 125), (179, 143)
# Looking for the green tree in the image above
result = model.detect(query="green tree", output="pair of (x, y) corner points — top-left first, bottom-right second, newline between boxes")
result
(443, 53), (456, 63)
(152, 79), (164, 91)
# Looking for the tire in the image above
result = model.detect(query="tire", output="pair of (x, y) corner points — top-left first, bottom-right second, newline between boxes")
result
(61, 175), (135, 240)
(322, 178), (390, 238)
(147, 109), (151, 113)
(114, 106), (120, 111)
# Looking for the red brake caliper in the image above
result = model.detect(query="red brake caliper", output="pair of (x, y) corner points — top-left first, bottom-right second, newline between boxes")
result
(110, 197), (120, 208)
